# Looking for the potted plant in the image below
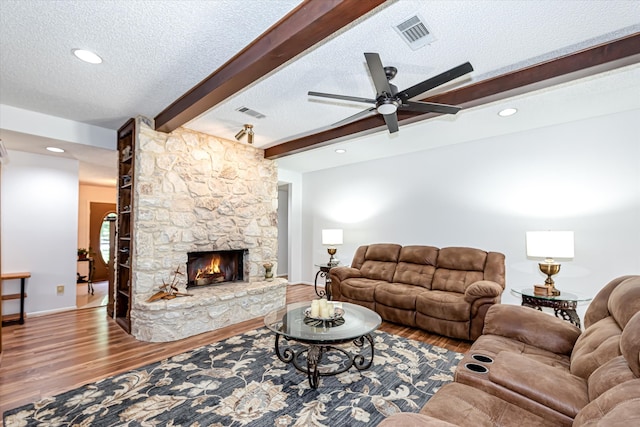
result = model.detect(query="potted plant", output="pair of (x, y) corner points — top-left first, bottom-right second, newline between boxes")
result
(78, 248), (89, 260)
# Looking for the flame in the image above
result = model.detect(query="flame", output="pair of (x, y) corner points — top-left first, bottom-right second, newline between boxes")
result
(209, 256), (220, 274)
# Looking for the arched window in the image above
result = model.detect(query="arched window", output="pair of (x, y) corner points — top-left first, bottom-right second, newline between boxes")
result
(99, 213), (117, 263)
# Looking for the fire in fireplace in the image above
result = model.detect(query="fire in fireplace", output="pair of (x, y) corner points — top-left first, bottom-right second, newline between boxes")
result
(186, 249), (247, 288)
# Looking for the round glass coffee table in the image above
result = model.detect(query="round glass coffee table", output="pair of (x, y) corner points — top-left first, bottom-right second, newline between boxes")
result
(264, 301), (382, 389)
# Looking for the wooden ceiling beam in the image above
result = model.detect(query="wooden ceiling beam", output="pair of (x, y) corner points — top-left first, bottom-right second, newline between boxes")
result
(154, 0), (388, 133)
(265, 32), (640, 159)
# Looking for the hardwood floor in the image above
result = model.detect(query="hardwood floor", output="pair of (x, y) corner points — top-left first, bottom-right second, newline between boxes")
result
(0, 284), (470, 417)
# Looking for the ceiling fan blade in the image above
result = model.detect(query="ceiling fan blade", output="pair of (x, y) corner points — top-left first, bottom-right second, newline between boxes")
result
(383, 113), (399, 133)
(401, 101), (461, 115)
(399, 62), (474, 101)
(332, 107), (377, 127)
(308, 91), (376, 104)
(364, 52), (393, 96)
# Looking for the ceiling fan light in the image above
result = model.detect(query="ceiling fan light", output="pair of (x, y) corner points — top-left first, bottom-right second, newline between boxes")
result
(377, 100), (399, 115)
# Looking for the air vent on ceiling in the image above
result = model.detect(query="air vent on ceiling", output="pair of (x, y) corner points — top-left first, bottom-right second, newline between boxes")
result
(236, 106), (266, 119)
(394, 14), (436, 50)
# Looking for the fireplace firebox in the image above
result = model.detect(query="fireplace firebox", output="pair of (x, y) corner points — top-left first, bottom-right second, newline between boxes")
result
(186, 249), (247, 288)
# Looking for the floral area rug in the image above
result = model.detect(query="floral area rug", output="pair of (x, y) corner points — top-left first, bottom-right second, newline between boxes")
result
(4, 328), (462, 426)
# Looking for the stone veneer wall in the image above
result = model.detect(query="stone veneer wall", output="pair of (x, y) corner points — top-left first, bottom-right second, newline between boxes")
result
(128, 118), (286, 342)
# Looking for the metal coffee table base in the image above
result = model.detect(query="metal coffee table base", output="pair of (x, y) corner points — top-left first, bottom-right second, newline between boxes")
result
(274, 333), (375, 389)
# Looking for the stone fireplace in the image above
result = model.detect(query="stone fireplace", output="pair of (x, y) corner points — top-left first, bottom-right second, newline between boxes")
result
(127, 118), (287, 342)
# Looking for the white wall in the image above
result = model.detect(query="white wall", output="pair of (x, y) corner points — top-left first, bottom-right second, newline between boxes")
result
(1, 150), (79, 315)
(299, 109), (640, 318)
(277, 168), (303, 284)
(0, 104), (115, 150)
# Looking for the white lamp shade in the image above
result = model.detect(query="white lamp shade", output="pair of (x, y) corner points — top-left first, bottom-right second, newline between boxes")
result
(526, 231), (574, 259)
(322, 229), (343, 246)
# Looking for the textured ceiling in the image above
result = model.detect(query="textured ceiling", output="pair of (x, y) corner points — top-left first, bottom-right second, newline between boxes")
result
(0, 0), (639, 185)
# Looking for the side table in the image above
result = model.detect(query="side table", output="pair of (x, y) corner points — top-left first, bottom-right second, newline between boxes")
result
(314, 263), (337, 300)
(512, 288), (592, 329)
(77, 257), (95, 295)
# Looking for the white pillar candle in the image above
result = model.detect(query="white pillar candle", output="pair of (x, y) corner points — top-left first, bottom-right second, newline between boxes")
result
(310, 300), (320, 317)
(328, 303), (335, 317)
(321, 305), (330, 318)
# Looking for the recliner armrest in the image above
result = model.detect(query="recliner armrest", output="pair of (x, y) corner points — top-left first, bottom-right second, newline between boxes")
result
(483, 304), (581, 355)
(330, 266), (362, 282)
(377, 413), (457, 427)
(464, 280), (503, 302)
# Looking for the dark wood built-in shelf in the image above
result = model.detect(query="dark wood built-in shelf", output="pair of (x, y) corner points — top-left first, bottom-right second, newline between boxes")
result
(114, 118), (136, 334)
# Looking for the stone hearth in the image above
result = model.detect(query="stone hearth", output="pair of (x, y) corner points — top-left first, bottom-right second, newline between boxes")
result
(133, 279), (287, 342)
(126, 118), (286, 342)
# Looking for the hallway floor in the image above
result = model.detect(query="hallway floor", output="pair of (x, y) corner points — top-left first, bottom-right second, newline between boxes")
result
(76, 280), (108, 309)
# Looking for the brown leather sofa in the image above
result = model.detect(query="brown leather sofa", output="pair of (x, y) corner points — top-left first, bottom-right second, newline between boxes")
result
(330, 244), (506, 340)
(377, 275), (640, 426)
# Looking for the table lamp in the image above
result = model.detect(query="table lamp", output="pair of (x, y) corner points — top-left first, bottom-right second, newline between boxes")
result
(322, 229), (343, 266)
(526, 231), (574, 296)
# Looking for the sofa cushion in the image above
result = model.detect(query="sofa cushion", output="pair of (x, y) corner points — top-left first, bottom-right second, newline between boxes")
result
(419, 382), (559, 427)
(375, 282), (425, 310)
(583, 275), (637, 328)
(432, 269), (484, 293)
(391, 245), (438, 288)
(621, 311), (640, 377)
(364, 243), (402, 262)
(392, 262), (436, 288)
(607, 277), (640, 329)
(574, 379), (640, 427)
(360, 260), (398, 282)
(359, 244), (401, 282)
(340, 278), (384, 302)
(588, 356), (637, 401)
(570, 316), (622, 379)
(416, 291), (470, 322)
(432, 247), (487, 293)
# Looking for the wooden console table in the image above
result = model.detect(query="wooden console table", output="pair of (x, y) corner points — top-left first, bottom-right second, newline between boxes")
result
(1, 272), (30, 325)
(77, 257), (95, 295)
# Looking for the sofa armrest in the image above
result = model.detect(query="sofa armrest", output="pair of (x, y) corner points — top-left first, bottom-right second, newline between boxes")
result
(464, 280), (503, 302)
(377, 413), (457, 427)
(483, 304), (581, 355)
(330, 266), (362, 282)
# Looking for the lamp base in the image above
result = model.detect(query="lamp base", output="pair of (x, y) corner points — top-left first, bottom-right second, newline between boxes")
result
(327, 248), (338, 266)
(538, 262), (561, 296)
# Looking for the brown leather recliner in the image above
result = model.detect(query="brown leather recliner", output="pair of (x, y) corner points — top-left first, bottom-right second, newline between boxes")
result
(377, 275), (640, 426)
(330, 243), (505, 340)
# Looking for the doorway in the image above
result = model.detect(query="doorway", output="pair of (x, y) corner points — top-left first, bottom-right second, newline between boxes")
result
(277, 183), (289, 278)
(89, 202), (116, 281)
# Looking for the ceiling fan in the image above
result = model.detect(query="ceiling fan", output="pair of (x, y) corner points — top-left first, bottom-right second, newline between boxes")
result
(308, 53), (474, 133)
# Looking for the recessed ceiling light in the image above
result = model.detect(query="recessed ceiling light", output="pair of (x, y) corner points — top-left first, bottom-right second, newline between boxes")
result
(498, 108), (518, 117)
(46, 147), (65, 153)
(72, 48), (103, 64)
(335, 149), (346, 154)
